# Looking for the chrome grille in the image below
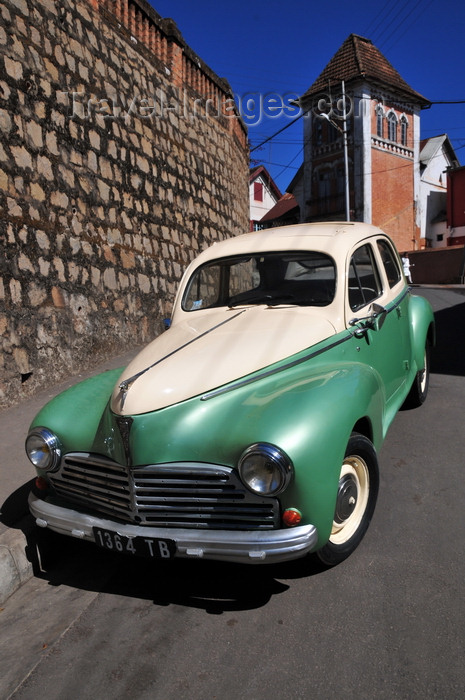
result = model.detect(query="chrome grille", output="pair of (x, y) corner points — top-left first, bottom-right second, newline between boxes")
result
(49, 453), (279, 530)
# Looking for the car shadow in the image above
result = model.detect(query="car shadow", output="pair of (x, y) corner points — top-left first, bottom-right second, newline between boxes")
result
(430, 302), (465, 376)
(2, 484), (328, 614)
(34, 534), (329, 614)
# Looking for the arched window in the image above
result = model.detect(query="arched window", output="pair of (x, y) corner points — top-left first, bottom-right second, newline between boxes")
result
(376, 105), (384, 138)
(387, 111), (397, 142)
(400, 115), (408, 146)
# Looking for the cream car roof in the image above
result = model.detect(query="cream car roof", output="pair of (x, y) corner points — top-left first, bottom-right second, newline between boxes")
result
(171, 221), (396, 327)
(182, 222), (389, 269)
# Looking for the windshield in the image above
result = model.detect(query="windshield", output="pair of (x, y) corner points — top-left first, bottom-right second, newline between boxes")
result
(182, 251), (336, 311)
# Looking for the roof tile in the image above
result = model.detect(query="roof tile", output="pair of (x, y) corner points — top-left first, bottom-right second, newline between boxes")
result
(300, 34), (429, 105)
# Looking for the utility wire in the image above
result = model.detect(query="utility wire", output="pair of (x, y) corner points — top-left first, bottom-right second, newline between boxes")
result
(249, 108), (308, 153)
(364, 0), (404, 39)
(370, 0), (411, 45)
(380, 0), (434, 51)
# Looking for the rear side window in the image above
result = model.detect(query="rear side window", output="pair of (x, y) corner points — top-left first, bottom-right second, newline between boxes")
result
(377, 239), (402, 288)
(348, 244), (382, 311)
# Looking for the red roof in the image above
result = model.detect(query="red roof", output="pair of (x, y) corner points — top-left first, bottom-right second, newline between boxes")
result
(300, 34), (429, 106)
(260, 193), (299, 222)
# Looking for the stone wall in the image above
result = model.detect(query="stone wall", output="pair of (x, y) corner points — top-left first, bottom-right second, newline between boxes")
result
(0, 0), (249, 408)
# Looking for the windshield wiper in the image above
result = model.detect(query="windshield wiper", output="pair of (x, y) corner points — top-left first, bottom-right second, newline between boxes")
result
(229, 294), (297, 308)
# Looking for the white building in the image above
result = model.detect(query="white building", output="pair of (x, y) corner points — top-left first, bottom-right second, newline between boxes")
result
(419, 134), (460, 248)
(249, 166), (281, 231)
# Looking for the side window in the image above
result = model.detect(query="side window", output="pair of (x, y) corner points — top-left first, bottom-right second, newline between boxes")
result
(348, 244), (382, 311)
(377, 239), (402, 288)
(183, 265), (221, 310)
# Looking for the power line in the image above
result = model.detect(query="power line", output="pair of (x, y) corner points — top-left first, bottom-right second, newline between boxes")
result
(364, 0), (403, 38)
(249, 109), (308, 153)
(369, 0), (411, 45)
(380, 0), (435, 52)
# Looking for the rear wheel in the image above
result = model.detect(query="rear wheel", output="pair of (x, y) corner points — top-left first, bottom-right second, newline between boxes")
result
(403, 342), (430, 409)
(317, 433), (379, 566)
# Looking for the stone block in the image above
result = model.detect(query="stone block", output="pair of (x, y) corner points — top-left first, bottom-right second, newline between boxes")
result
(35, 230), (50, 250)
(30, 182), (46, 201)
(28, 282), (47, 307)
(103, 267), (118, 290)
(0, 109), (12, 134)
(51, 286), (66, 308)
(50, 191), (69, 209)
(45, 130), (59, 156)
(26, 121), (44, 149)
(38, 258), (50, 276)
(89, 130), (101, 150)
(11, 145), (33, 170)
(138, 273), (151, 294)
(4, 56), (23, 80)
(7, 197), (22, 218)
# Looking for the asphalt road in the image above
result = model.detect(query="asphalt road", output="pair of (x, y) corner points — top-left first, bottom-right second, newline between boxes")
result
(1, 287), (464, 700)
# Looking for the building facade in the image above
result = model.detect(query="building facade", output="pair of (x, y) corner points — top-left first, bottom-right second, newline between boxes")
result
(420, 135), (460, 248)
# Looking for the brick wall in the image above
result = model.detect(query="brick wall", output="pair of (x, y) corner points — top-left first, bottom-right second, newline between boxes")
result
(371, 148), (416, 251)
(370, 99), (418, 251)
(0, 0), (249, 408)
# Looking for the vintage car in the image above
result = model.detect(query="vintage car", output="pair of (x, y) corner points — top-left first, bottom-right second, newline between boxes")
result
(26, 222), (435, 566)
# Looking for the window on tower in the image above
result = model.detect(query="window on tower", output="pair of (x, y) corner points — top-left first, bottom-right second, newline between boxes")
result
(376, 106), (384, 138)
(400, 116), (408, 146)
(387, 112), (397, 142)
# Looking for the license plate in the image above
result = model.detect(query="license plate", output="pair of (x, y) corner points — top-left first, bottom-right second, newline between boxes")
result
(93, 527), (175, 559)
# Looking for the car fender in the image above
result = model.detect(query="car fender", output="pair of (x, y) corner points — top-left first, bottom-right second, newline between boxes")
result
(408, 293), (435, 371)
(29, 368), (124, 452)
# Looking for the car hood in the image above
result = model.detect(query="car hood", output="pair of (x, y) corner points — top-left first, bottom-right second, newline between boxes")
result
(111, 306), (337, 415)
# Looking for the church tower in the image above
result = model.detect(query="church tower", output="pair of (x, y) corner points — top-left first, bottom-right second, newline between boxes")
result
(296, 34), (430, 250)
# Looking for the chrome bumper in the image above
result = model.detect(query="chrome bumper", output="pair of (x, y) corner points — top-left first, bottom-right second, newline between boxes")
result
(29, 492), (318, 564)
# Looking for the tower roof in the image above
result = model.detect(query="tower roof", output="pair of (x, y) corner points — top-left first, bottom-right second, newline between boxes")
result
(300, 34), (430, 106)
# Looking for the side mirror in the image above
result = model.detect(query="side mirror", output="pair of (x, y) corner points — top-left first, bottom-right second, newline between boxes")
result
(349, 303), (387, 334)
(370, 303), (387, 331)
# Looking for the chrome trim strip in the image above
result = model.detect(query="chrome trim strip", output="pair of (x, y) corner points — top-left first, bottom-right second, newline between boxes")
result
(389, 286), (410, 311)
(29, 492), (318, 564)
(201, 333), (353, 401)
(118, 309), (247, 407)
(201, 286), (410, 402)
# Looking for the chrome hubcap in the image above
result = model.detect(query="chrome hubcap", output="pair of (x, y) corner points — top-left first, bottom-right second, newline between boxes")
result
(334, 474), (358, 523)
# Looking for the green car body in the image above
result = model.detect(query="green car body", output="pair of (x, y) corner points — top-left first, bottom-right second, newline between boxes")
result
(26, 223), (435, 566)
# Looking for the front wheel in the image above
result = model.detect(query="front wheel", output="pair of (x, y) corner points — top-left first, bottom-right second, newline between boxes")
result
(317, 433), (379, 566)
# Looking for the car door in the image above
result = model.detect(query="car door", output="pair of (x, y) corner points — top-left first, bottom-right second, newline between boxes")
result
(345, 239), (409, 405)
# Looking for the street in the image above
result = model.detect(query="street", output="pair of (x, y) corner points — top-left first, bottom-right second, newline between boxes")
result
(1, 287), (464, 700)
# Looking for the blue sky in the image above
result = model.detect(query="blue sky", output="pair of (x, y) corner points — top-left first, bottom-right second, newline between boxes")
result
(150, 0), (465, 193)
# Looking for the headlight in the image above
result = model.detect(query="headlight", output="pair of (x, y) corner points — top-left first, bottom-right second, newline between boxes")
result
(238, 443), (293, 496)
(25, 427), (61, 472)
